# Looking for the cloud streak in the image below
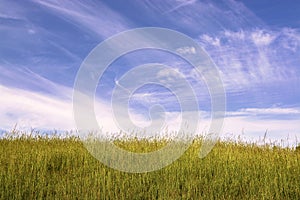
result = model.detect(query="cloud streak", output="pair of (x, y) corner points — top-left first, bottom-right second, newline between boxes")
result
(139, 0), (264, 34)
(0, 84), (73, 131)
(31, 0), (132, 39)
(198, 28), (300, 91)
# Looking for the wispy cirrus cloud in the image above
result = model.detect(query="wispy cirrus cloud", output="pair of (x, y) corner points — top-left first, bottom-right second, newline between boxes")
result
(0, 0), (135, 92)
(198, 28), (300, 91)
(138, 0), (264, 34)
(0, 64), (71, 98)
(31, 0), (133, 39)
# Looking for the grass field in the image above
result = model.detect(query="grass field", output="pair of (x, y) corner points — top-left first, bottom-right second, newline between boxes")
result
(0, 133), (299, 199)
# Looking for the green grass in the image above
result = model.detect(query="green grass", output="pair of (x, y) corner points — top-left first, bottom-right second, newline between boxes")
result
(0, 134), (299, 199)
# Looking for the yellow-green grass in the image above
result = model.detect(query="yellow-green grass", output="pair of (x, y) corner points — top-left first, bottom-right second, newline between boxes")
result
(0, 134), (299, 199)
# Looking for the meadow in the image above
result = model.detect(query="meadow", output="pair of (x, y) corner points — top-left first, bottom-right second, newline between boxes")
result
(0, 132), (299, 199)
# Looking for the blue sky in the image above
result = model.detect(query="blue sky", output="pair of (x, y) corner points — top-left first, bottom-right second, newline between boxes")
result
(0, 0), (299, 145)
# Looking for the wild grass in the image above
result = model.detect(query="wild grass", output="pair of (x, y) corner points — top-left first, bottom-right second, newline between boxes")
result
(0, 132), (299, 199)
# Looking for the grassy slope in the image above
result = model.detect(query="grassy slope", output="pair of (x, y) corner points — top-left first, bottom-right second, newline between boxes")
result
(0, 136), (299, 199)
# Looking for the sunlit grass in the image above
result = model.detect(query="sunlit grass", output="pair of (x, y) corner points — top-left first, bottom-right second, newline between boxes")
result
(0, 132), (299, 199)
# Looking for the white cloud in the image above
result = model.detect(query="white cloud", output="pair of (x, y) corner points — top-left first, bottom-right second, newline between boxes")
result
(198, 28), (300, 91)
(0, 82), (184, 137)
(0, 83), (121, 134)
(223, 30), (246, 40)
(32, 0), (132, 38)
(1, 83), (299, 145)
(0, 65), (71, 99)
(227, 107), (300, 116)
(251, 29), (276, 46)
(221, 115), (300, 146)
(122, 107), (300, 146)
(138, 0), (264, 35)
(164, 0), (197, 14)
(156, 68), (181, 79)
(0, 84), (74, 130)
(176, 46), (197, 54)
(199, 35), (221, 47)
(244, 107), (300, 115)
(280, 28), (300, 52)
